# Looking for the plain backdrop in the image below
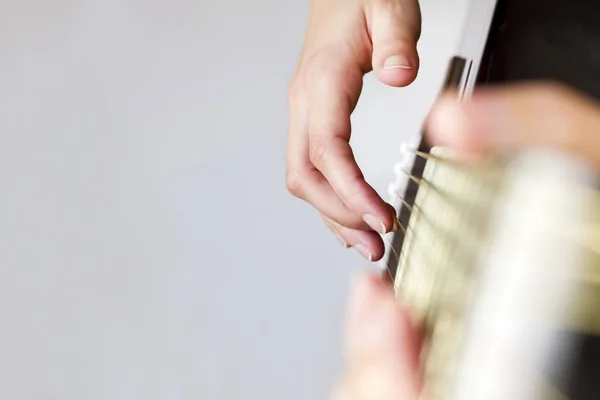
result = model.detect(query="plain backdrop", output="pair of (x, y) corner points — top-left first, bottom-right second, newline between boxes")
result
(0, 0), (467, 398)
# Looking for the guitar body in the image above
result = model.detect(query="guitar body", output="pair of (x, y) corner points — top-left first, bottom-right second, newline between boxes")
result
(387, 0), (600, 398)
(480, 0), (600, 99)
(479, 1), (600, 398)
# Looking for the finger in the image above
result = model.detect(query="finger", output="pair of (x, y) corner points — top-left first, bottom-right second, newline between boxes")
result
(286, 79), (371, 230)
(426, 83), (600, 169)
(304, 51), (398, 234)
(322, 215), (352, 249)
(323, 216), (386, 262)
(367, 0), (421, 87)
(333, 273), (421, 400)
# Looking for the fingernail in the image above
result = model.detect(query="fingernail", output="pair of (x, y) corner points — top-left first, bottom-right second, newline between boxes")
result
(354, 243), (373, 262)
(383, 55), (412, 70)
(363, 214), (387, 234)
(391, 216), (401, 233)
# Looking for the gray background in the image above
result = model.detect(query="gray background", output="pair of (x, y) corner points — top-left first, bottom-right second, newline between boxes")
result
(0, 0), (466, 398)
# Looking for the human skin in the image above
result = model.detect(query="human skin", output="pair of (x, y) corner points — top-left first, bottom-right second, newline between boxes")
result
(286, 0), (422, 262)
(333, 83), (600, 399)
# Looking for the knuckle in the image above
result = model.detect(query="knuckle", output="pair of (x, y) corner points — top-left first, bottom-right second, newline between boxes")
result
(325, 211), (361, 230)
(309, 136), (351, 167)
(285, 169), (304, 197)
(337, 214), (362, 230)
(303, 53), (327, 87)
(371, 0), (421, 41)
(303, 48), (345, 88)
(300, 45), (365, 97)
(309, 139), (329, 168)
(287, 78), (301, 103)
(338, 180), (367, 208)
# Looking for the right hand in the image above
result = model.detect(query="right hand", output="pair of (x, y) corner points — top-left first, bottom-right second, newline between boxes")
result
(334, 83), (600, 400)
(426, 83), (600, 168)
(286, 0), (421, 262)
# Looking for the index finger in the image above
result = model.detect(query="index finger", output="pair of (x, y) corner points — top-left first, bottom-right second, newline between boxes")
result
(305, 54), (398, 234)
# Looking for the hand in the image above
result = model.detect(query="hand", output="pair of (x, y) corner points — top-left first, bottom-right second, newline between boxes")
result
(332, 83), (600, 400)
(332, 273), (422, 400)
(426, 83), (600, 168)
(286, 0), (421, 262)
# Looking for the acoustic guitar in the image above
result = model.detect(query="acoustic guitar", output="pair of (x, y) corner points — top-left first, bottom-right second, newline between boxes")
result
(384, 0), (600, 398)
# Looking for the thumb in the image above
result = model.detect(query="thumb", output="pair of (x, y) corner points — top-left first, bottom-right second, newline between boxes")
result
(367, 0), (421, 87)
(333, 273), (421, 400)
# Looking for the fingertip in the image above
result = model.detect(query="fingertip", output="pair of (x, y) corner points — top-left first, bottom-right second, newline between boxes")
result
(360, 202), (399, 236)
(349, 271), (382, 315)
(426, 95), (466, 145)
(362, 213), (387, 235)
(370, 248), (385, 263)
(358, 232), (386, 262)
(353, 240), (385, 262)
(327, 221), (385, 261)
(374, 53), (419, 87)
(426, 95), (484, 154)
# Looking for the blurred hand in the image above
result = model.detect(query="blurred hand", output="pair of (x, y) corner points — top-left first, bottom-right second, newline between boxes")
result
(286, 0), (421, 262)
(426, 83), (600, 168)
(333, 83), (600, 400)
(332, 273), (421, 400)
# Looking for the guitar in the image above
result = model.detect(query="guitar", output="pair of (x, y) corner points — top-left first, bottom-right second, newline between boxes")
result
(384, 0), (600, 398)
